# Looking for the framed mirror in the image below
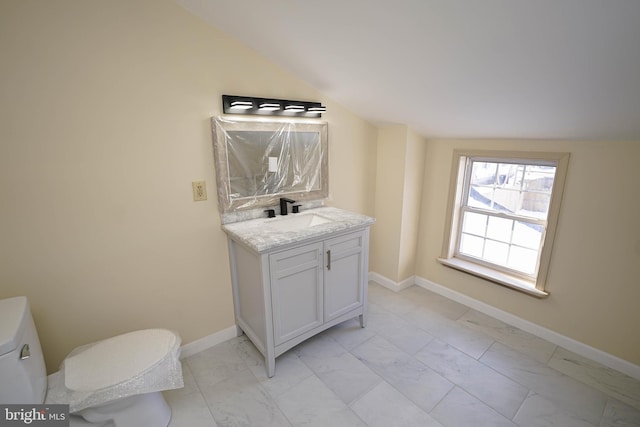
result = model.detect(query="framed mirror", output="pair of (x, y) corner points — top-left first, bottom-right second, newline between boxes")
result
(212, 116), (329, 213)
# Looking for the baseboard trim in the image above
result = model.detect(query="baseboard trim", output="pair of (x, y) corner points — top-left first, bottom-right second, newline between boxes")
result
(368, 272), (414, 292)
(368, 271), (639, 380)
(413, 276), (640, 381)
(179, 325), (237, 359)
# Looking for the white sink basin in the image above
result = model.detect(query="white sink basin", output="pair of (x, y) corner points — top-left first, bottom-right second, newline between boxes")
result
(267, 214), (333, 232)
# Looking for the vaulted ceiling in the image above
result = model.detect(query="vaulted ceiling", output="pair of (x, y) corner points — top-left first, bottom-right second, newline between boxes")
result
(178, 0), (640, 140)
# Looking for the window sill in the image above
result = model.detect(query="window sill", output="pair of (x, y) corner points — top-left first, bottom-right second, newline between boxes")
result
(437, 257), (549, 298)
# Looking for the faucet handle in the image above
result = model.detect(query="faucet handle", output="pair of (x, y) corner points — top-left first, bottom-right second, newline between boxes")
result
(292, 205), (301, 214)
(279, 197), (296, 216)
(264, 209), (276, 218)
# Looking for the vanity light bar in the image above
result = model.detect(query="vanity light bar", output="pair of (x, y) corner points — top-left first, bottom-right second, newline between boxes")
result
(222, 95), (326, 118)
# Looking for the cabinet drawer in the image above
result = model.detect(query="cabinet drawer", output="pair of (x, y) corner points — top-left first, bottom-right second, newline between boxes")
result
(271, 245), (321, 278)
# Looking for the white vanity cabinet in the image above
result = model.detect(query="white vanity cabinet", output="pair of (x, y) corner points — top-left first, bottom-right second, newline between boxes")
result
(226, 225), (370, 377)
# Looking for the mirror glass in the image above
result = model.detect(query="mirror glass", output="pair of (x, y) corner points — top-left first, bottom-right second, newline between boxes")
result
(212, 117), (328, 212)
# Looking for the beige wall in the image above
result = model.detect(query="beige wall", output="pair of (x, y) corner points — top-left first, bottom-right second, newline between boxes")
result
(370, 125), (426, 282)
(371, 126), (407, 281)
(398, 128), (427, 279)
(416, 139), (640, 365)
(0, 0), (376, 372)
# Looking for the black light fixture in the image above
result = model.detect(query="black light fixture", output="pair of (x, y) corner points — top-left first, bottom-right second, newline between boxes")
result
(222, 95), (326, 118)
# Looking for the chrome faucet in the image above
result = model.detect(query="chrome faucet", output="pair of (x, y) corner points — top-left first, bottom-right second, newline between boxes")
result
(279, 198), (295, 215)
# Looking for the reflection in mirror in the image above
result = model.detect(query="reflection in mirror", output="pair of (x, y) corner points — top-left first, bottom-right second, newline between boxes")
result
(227, 130), (321, 197)
(212, 117), (328, 213)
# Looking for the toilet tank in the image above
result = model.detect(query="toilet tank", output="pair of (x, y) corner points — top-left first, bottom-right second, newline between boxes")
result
(0, 296), (47, 404)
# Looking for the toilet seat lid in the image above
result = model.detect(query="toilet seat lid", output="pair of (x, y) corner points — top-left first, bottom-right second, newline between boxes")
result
(64, 329), (177, 391)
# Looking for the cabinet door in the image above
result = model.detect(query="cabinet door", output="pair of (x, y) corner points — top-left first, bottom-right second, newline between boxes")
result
(324, 231), (365, 321)
(270, 242), (324, 346)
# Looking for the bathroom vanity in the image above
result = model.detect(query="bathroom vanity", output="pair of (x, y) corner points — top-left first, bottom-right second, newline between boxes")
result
(222, 207), (374, 377)
(211, 116), (373, 376)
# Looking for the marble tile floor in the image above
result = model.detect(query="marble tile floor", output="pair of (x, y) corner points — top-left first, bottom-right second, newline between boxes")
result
(164, 282), (640, 427)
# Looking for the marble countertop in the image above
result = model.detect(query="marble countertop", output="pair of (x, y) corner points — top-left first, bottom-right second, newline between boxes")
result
(221, 206), (375, 253)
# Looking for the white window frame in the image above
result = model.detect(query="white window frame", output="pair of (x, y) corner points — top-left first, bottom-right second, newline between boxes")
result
(438, 150), (570, 298)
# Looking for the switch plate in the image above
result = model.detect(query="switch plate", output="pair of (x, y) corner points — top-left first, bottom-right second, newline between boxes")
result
(192, 181), (207, 201)
(268, 156), (278, 172)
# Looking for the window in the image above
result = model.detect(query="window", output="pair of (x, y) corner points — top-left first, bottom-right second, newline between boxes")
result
(439, 150), (570, 297)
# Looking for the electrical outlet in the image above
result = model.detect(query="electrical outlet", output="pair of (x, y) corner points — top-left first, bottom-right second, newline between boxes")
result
(192, 180), (207, 201)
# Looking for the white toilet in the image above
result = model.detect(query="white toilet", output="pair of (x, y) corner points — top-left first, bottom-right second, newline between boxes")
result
(0, 296), (184, 427)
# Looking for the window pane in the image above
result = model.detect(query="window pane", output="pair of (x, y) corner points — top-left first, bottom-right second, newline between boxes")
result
(493, 187), (520, 213)
(508, 246), (538, 274)
(462, 211), (487, 236)
(520, 166), (555, 217)
(468, 185), (494, 209)
(484, 240), (509, 266)
(526, 167), (556, 192)
(486, 216), (513, 243)
(470, 162), (497, 185)
(520, 192), (551, 218)
(512, 221), (542, 250)
(497, 163), (521, 189)
(459, 233), (484, 258)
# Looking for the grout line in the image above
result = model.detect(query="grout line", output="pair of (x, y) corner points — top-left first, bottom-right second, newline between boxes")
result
(428, 384), (456, 417)
(510, 390), (534, 423)
(346, 376), (384, 408)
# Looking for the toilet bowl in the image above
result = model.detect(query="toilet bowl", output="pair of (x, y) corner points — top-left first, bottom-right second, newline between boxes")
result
(0, 296), (184, 427)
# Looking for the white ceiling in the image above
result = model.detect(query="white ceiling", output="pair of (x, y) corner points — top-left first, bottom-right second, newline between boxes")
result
(178, 0), (640, 140)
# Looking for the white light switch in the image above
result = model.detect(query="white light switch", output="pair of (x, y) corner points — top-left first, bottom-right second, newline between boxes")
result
(268, 157), (278, 172)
